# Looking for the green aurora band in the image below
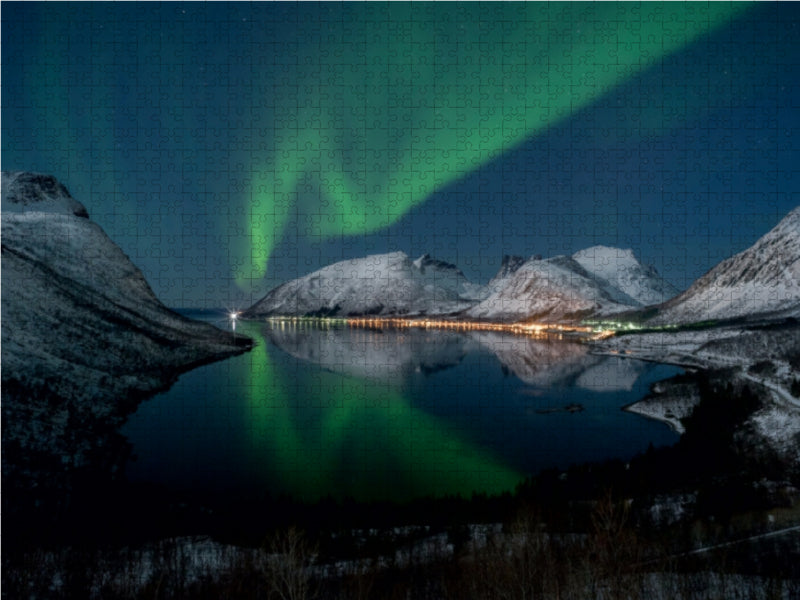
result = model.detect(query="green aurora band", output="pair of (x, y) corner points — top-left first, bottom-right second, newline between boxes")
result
(6, 3), (750, 290)
(236, 2), (749, 286)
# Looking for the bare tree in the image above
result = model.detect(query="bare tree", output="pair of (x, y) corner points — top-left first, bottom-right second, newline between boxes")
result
(266, 527), (318, 600)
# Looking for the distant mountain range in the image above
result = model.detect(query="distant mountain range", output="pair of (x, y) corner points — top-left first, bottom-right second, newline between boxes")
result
(243, 251), (478, 318)
(243, 247), (680, 322)
(245, 207), (800, 325)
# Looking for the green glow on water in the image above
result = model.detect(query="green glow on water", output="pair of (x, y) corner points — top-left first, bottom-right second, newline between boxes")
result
(235, 2), (748, 285)
(239, 322), (522, 501)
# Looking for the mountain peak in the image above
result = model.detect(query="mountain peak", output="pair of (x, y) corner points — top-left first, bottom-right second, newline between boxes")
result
(412, 253), (463, 275)
(488, 255), (526, 284)
(1, 171), (89, 218)
(502, 254), (527, 270)
(571, 245), (678, 307)
(573, 245), (636, 262)
(466, 254), (633, 323)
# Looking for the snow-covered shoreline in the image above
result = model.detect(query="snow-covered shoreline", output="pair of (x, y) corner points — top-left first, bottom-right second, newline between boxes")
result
(592, 323), (800, 462)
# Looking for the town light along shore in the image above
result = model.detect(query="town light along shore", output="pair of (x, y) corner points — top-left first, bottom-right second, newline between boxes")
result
(263, 316), (615, 341)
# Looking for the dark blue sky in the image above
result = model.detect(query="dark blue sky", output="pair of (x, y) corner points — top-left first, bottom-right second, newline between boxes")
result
(3, 2), (798, 308)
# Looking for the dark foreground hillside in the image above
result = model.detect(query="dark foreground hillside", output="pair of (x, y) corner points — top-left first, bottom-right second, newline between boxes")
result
(4, 370), (799, 599)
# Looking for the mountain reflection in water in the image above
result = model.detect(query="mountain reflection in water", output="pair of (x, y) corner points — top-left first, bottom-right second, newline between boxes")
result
(122, 320), (680, 502)
(265, 322), (645, 392)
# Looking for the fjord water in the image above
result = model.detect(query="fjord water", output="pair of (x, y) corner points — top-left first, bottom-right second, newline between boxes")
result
(122, 314), (680, 502)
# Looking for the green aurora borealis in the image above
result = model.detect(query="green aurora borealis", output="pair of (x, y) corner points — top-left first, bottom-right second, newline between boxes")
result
(235, 2), (748, 285)
(4, 0), (774, 302)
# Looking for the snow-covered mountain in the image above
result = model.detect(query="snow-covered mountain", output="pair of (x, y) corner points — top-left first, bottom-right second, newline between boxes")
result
(464, 248), (674, 322)
(464, 255), (626, 322)
(649, 207), (800, 325)
(1, 172), (250, 476)
(243, 251), (477, 318)
(482, 254), (527, 297)
(246, 245), (679, 322)
(572, 246), (679, 306)
(413, 253), (487, 301)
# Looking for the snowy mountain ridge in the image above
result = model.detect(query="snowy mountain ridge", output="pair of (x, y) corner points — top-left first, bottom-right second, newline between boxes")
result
(1, 170), (250, 415)
(245, 245), (679, 322)
(1, 171), (89, 217)
(483, 254), (528, 297)
(572, 245), (679, 307)
(464, 254), (638, 322)
(243, 251), (477, 318)
(245, 207), (799, 325)
(649, 207), (800, 325)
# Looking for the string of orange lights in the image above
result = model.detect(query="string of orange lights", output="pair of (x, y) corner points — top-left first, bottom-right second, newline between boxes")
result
(265, 316), (615, 341)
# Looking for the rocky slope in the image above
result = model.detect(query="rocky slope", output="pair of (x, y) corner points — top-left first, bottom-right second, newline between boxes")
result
(482, 254), (528, 297)
(648, 207), (800, 325)
(1, 171), (251, 495)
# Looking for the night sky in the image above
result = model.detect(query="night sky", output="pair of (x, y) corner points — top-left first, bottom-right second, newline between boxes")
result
(3, 2), (798, 309)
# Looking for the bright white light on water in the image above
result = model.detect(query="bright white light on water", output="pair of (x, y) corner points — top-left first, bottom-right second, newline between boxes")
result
(226, 310), (240, 336)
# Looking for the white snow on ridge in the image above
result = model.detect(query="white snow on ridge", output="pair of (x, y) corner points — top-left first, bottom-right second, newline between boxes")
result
(464, 255), (634, 322)
(244, 251), (476, 317)
(1, 171), (89, 217)
(572, 245), (679, 307)
(1, 171), (246, 403)
(651, 207), (800, 325)
(247, 245), (680, 322)
(482, 255), (528, 297)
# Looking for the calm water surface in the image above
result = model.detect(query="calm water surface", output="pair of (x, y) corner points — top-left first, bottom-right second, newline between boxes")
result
(122, 313), (680, 502)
